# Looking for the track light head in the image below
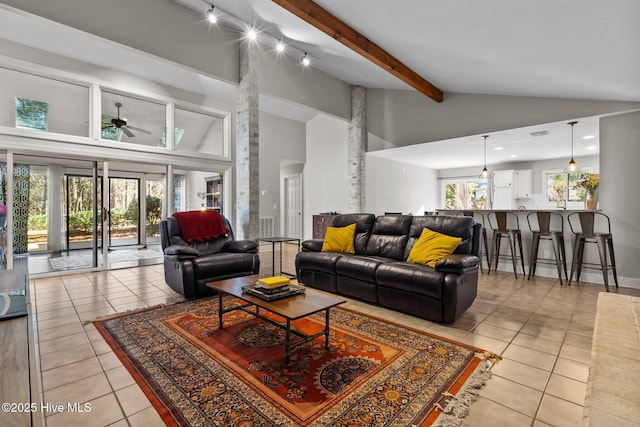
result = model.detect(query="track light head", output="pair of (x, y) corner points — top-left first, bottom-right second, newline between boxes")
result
(301, 53), (310, 66)
(207, 6), (217, 24)
(246, 28), (258, 41)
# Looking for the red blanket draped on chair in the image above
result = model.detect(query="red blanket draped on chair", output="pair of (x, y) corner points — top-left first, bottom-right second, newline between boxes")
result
(173, 210), (228, 242)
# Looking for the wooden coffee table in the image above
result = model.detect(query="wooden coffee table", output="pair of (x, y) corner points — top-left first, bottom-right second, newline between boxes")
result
(207, 275), (346, 365)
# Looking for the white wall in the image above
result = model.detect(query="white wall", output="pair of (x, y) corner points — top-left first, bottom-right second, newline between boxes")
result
(366, 155), (437, 216)
(600, 110), (640, 287)
(367, 90), (640, 148)
(303, 114), (349, 239)
(259, 112), (306, 236)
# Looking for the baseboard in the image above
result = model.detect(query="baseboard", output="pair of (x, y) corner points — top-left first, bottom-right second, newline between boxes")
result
(488, 261), (640, 290)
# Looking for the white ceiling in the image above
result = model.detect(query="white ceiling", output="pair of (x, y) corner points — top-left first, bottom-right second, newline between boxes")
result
(368, 116), (600, 170)
(0, 0), (638, 169)
(205, 0), (640, 101)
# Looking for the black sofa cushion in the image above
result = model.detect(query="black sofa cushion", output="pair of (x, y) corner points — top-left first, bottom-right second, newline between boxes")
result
(297, 251), (344, 275)
(331, 213), (376, 254)
(403, 216), (475, 259)
(376, 261), (445, 299)
(336, 255), (390, 282)
(193, 253), (258, 279)
(365, 215), (412, 259)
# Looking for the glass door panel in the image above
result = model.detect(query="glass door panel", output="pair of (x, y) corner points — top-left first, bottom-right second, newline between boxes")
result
(109, 177), (139, 247)
(65, 174), (102, 251)
(145, 179), (164, 243)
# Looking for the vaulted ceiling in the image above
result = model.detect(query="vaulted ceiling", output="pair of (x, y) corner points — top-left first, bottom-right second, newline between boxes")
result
(204, 0), (640, 102)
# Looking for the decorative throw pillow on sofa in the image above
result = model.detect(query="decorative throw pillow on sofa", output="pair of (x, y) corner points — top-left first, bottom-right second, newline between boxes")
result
(321, 223), (356, 253)
(407, 227), (462, 267)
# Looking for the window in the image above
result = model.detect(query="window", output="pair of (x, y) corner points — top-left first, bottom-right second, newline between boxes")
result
(441, 178), (488, 210)
(158, 128), (185, 148)
(15, 98), (48, 131)
(101, 114), (123, 141)
(174, 107), (224, 156)
(544, 169), (592, 206)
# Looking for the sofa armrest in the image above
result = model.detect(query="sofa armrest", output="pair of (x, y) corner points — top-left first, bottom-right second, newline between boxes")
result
(301, 239), (324, 252)
(164, 245), (200, 259)
(435, 254), (480, 273)
(223, 240), (258, 253)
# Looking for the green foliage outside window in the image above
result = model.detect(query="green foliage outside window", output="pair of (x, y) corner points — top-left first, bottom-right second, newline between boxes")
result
(547, 172), (585, 202)
(16, 97), (48, 131)
(444, 180), (487, 209)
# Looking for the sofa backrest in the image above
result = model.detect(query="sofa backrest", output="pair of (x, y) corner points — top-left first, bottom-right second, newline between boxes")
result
(161, 215), (234, 255)
(403, 215), (476, 259)
(364, 214), (413, 259)
(331, 213), (376, 254)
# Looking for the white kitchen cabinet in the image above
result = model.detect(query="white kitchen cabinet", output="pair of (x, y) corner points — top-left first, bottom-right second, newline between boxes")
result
(493, 169), (514, 187)
(492, 170), (515, 209)
(515, 169), (532, 198)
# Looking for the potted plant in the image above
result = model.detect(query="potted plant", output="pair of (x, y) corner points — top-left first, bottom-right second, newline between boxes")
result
(575, 173), (599, 210)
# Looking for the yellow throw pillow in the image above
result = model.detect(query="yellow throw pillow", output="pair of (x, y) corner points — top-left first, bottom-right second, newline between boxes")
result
(321, 223), (356, 254)
(407, 227), (462, 267)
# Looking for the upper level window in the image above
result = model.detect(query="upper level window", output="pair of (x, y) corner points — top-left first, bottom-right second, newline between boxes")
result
(441, 177), (488, 210)
(16, 98), (48, 131)
(158, 128), (185, 148)
(101, 114), (123, 141)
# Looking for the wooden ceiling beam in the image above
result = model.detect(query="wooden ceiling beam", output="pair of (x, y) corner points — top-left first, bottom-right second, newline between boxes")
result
(272, 0), (443, 102)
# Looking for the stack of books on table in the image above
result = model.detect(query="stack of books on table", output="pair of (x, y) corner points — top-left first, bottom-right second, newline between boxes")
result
(255, 276), (291, 290)
(244, 276), (304, 301)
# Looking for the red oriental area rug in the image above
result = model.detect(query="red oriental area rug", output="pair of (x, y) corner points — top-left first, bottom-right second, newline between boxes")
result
(95, 296), (498, 426)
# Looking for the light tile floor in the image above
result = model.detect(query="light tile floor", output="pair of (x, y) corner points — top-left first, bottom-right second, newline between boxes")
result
(29, 245), (640, 426)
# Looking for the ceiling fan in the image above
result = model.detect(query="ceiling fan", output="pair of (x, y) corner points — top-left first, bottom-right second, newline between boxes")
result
(102, 102), (151, 138)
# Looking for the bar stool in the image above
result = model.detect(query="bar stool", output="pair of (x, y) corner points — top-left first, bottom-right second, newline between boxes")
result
(526, 211), (567, 284)
(567, 211), (618, 291)
(487, 211), (525, 278)
(473, 211), (491, 274)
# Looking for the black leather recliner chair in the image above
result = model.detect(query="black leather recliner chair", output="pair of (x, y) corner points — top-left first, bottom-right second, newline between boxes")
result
(160, 215), (260, 299)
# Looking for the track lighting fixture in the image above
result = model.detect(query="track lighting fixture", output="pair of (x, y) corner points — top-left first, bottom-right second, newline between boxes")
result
(199, 3), (314, 69)
(207, 5), (217, 24)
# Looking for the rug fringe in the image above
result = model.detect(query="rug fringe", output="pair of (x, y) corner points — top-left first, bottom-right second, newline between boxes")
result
(432, 354), (501, 427)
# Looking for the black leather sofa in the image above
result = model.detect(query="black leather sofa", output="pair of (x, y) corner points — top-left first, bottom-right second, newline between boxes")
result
(296, 214), (481, 323)
(160, 215), (260, 299)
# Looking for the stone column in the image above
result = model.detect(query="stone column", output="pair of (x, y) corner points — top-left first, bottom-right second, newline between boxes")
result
(235, 41), (260, 240)
(347, 85), (367, 213)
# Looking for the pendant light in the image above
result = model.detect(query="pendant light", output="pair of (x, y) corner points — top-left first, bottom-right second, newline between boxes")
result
(480, 135), (489, 178)
(565, 121), (580, 173)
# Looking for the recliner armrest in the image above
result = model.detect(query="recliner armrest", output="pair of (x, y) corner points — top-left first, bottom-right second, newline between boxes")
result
(164, 245), (200, 259)
(435, 254), (480, 273)
(301, 239), (324, 252)
(223, 240), (258, 253)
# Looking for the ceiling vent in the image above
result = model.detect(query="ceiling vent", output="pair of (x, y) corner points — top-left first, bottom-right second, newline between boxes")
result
(530, 130), (549, 137)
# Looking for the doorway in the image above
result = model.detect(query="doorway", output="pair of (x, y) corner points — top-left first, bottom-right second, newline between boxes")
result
(284, 173), (302, 238)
